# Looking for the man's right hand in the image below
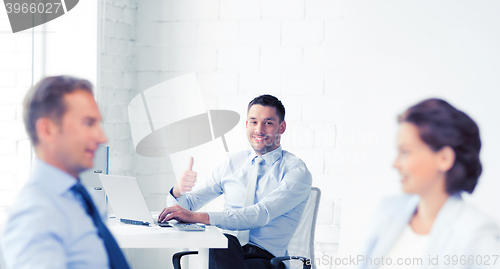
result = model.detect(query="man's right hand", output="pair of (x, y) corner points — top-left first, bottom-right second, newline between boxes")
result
(172, 157), (197, 198)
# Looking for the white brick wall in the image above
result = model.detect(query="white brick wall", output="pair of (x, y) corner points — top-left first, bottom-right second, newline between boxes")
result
(137, 0), (219, 21)
(137, 46), (218, 72)
(158, 22), (239, 46)
(305, 0), (342, 20)
(198, 72), (239, 95)
(263, 0), (305, 19)
(220, 0), (262, 20)
(282, 21), (324, 45)
(282, 71), (324, 95)
(303, 45), (340, 70)
(303, 97), (344, 122)
(260, 46), (303, 70)
(99, 0), (139, 183)
(240, 22), (281, 45)
(239, 71), (281, 95)
(218, 46), (260, 71)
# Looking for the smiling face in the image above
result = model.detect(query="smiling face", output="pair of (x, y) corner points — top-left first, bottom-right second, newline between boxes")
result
(246, 104), (286, 155)
(393, 122), (450, 196)
(39, 90), (107, 177)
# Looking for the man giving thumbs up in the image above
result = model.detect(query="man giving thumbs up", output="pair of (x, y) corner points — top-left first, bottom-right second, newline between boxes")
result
(158, 157), (209, 224)
(158, 95), (311, 269)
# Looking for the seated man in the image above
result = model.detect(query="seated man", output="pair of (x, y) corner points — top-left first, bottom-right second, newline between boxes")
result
(158, 94), (312, 269)
(1, 76), (130, 269)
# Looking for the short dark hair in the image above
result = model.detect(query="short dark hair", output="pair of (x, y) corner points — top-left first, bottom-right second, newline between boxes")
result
(23, 76), (93, 145)
(247, 94), (285, 122)
(398, 98), (482, 195)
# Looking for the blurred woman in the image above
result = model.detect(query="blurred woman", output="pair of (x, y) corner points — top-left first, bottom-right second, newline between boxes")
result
(359, 99), (500, 269)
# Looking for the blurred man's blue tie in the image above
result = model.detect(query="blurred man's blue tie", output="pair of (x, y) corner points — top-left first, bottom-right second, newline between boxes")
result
(72, 182), (131, 269)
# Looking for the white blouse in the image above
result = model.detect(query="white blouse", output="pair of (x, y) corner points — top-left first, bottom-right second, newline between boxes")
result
(379, 225), (430, 269)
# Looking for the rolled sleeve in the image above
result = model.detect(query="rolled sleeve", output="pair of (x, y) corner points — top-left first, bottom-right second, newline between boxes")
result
(207, 212), (225, 227)
(166, 187), (190, 208)
(169, 160), (225, 211)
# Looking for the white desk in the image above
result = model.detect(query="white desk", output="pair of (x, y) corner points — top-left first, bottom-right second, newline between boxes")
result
(108, 219), (227, 269)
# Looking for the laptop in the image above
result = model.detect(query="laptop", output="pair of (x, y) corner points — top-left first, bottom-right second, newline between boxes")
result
(98, 174), (156, 226)
(99, 174), (206, 231)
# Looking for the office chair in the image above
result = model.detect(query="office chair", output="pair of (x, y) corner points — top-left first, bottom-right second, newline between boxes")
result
(172, 187), (321, 269)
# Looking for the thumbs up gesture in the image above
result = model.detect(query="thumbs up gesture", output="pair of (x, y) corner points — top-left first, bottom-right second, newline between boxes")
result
(172, 157), (197, 198)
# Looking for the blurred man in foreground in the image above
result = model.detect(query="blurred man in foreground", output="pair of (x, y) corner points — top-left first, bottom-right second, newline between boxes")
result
(1, 76), (130, 269)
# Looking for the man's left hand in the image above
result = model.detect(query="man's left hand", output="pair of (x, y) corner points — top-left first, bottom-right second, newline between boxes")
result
(158, 205), (210, 224)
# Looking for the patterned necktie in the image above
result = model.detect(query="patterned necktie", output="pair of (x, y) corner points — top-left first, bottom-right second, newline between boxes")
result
(71, 182), (131, 269)
(237, 156), (264, 246)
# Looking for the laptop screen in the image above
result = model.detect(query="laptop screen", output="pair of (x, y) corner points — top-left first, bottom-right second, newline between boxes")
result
(99, 174), (155, 225)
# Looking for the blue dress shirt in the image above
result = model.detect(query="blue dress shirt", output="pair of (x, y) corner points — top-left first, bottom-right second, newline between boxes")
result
(167, 146), (312, 257)
(1, 158), (109, 269)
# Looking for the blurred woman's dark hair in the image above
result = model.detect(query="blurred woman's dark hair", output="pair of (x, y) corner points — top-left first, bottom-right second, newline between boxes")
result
(398, 98), (482, 195)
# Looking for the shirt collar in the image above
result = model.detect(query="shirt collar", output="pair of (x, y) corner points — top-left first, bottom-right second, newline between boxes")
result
(250, 146), (283, 166)
(28, 158), (79, 196)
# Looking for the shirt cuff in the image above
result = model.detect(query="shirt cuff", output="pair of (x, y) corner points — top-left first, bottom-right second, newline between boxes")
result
(166, 187), (188, 207)
(207, 212), (225, 228)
